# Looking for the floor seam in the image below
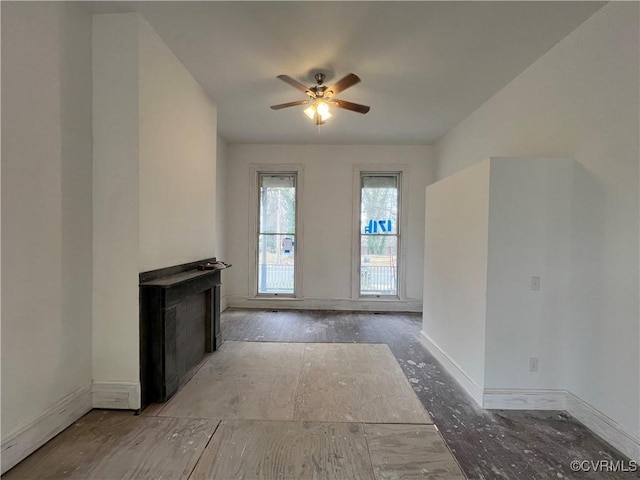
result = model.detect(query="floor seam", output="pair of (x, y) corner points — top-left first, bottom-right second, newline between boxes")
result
(436, 427), (469, 480)
(361, 422), (378, 480)
(185, 419), (222, 480)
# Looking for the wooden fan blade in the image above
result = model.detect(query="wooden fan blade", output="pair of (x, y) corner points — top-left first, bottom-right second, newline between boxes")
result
(277, 75), (314, 96)
(331, 99), (370, 114)
(325, 73), (361, 97)
(270, 100), (310, 110)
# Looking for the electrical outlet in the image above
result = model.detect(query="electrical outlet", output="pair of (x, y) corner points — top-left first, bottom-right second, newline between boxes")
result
(529, 357), (539, 372)
(531, 276), (541, 291)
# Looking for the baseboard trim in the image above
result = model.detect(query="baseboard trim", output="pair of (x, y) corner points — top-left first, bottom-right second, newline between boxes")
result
(565, 391), (640, 462)
(92, 381), (140, 410)
(415, 335), (639, 461)
(418, 331), (484, 406)
(481, 388), (639, 461)
(483, 388), (567, 410)
(227, 295), (422, 313)
(1, 384), (92, 474)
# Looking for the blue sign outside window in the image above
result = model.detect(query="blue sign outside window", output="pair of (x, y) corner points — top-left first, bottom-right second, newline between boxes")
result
(364, 219), (392, 234)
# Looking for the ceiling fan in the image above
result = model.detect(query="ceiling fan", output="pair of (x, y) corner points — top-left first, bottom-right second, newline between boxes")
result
(270, 73), (370, 125)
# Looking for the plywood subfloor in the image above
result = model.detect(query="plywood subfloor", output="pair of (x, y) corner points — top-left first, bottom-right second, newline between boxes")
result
(365, 424), (465, 479)
(5, 418), (464, 480)
(191, 420), (374, 480)
(295, 343), (431, 423)
(220, 310), (636, 480)
(155, 341), (431, 425)
(3, 411), (217, 480)
(6, 340), (458, 480)
(157, 341), (305, 420)
(191, 420), (464, 480)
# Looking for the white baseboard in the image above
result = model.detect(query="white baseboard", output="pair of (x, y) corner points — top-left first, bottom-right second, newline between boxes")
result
(92, 381), (140, 410)
(483, 388), (567, 410)
(565, 391), (640, 462)
(481, 388), (639, 461)
(415, 336), (639, 461)
(419, 331), (484, 406)
(228, 295), (422, 313)
(1, 385), (92, 474)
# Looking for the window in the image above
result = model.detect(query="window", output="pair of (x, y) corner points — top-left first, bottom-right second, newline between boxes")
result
(359, 173), (400, 297)
(256, 173), (297, 295)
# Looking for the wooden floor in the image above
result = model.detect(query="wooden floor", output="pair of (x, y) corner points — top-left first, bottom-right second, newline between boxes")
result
(4, 339), (461, 480)
(219, 310), (635, 480)
(4, 309), (633, 480)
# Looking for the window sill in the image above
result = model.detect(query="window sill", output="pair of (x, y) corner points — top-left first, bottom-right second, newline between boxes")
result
(252, 295), (299, 300)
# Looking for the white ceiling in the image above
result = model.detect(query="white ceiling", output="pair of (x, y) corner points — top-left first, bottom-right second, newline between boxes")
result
(87, 1), (604, 145)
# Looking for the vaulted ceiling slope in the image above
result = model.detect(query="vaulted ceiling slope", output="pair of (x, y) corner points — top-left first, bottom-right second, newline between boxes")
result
(87, 1), (605, 145)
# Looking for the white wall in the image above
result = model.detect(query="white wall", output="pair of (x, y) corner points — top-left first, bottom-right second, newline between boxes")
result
(138, 19), (217, 271)
(423, 160), (490, 397)
(92, 13), (218, 408)
(92, 13), (141, 404)
(1, 0), (93, 465)
(216, 136), (229, 310)
(226, 144), (434, 311)
(423, 158), (574, 402)
(484, 158), (573, 391)
(433, 2), (639, 449)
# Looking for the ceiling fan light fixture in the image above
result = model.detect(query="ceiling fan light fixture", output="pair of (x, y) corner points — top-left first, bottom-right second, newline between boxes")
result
(316, 101), (331, 119)
(304, 105), (316, 120)
(272, 72), (369, 124)
(304, 100), (331, 123)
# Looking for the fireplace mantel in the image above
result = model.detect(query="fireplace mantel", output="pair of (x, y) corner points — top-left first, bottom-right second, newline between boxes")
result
(139, 258), (227, 408)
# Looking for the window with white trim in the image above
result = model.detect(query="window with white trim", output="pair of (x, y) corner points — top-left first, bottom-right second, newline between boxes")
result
(358, 173), (400, 297)
(256, 173), (297, 296)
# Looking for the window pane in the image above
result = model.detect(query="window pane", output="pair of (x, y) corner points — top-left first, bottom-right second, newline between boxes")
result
(362, 175), (397, 189)
(360, 235), (397, 295)
(361, 175), (398, 235)
(258, 234), (295, 294)
(259, 175), (296, 234)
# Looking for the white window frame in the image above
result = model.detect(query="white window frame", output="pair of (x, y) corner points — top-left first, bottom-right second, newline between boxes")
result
(351, 165), (408, 300)
(248, 164), (304, 299)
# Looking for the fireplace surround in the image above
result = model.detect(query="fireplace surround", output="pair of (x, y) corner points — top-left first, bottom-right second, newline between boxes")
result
(139, 258), (226, 408)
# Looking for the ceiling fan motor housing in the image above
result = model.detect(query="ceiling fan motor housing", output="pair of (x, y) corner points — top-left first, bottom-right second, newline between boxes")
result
(311, 73), (328, 97)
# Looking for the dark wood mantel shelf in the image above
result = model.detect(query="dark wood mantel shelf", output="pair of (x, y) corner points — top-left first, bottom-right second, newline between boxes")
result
(139, 258), (229, 408)
(140, 269), (219, 287)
